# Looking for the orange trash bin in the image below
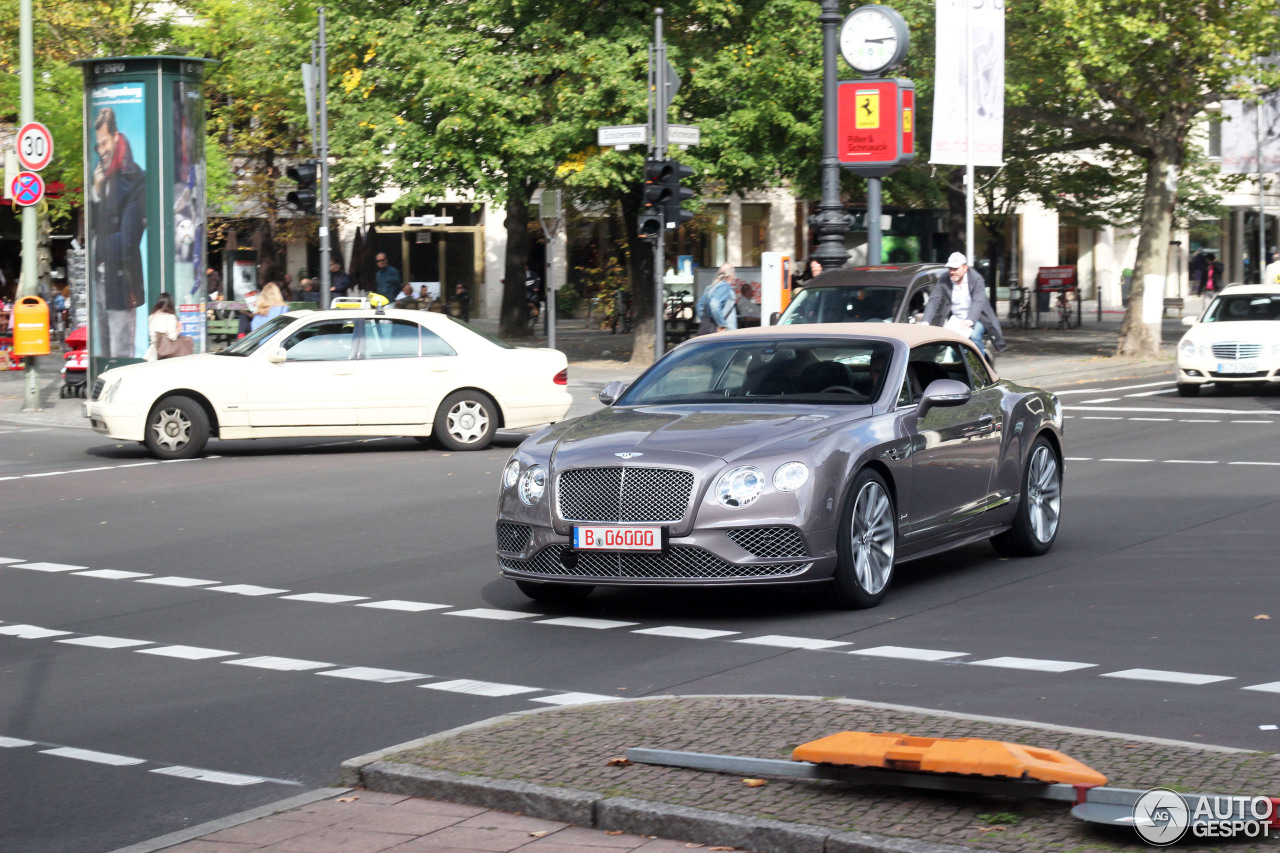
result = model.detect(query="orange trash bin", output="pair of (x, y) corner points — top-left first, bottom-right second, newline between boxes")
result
(13, 296), (52, 356)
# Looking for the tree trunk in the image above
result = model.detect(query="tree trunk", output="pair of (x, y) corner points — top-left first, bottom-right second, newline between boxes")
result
(501, 178), (537, 339)
(620, 192), (656, 367)
(1117, 145), (1178, 357)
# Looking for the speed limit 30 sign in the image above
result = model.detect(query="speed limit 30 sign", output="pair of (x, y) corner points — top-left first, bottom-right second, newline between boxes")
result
(16, 122), (54, 172)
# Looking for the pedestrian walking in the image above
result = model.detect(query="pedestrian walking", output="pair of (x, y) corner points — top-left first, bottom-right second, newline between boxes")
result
(251, 282), (288, 331)
(144, 292), (181, 362)
(696, 263), (738, 334)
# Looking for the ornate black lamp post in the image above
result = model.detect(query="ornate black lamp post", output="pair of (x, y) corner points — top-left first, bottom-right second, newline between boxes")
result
(809, 0), (855, 271)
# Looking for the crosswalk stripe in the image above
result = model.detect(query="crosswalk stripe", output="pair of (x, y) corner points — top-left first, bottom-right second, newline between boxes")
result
(151, 765), (266, 786)
(41, 747), (146, 766)
(74, 569), (152, 580)
(224, 656), (333, 672)
(535, 617), (639, 630)
(852, 646), (968, 662)
(969, 656), (1095, 673)
(137, 645), (238, 660)
(57, 635), (152, 649)
(279, 593), (368, 604)
(315, 667), (428, 683)
(207, 584), (290, 596)
(423, 679), (541, 697)
(632, 626), (740, 640)
(447, 608), (539, 621)
(532, 692), (624, 706)
(735, 635), (851, 651)
(1102, 668), (1234, 685)
(357, 600), (451, 612)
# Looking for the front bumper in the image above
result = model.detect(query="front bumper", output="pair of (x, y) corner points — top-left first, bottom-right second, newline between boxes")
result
(83, 400), (148, 440)
(496, 520), (838, 586)
(1176, 358), (1280, 385)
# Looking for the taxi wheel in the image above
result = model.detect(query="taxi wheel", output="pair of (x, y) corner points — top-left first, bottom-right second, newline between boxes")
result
(144, 395), (209, 460)
(1176, 383), (1200, 397)
(515, 580), (594, 604)
(434, 390), (498, 451)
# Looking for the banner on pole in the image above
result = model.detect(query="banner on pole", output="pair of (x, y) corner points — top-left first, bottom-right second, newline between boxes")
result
(930, 0), (1005, 167)
(1219, 95), (1280, 174)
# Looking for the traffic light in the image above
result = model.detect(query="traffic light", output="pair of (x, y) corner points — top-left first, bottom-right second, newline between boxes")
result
(638, 159), (665, 240)
(287, 161), (318, 214)
(661, 160), (695, 229)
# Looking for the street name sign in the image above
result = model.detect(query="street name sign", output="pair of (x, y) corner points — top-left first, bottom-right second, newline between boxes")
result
(598, 125), (648, 147)
(667, 124), (701, 147)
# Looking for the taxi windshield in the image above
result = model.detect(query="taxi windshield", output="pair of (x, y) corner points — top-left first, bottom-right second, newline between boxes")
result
(217, 315), (293, 356)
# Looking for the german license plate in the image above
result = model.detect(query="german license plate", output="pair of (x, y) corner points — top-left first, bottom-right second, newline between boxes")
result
(572, 525), (664, 552)
(1217, 361), (1259, 374)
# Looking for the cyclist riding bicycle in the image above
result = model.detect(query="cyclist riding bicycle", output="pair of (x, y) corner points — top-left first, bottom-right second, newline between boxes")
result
(921, 253), (1008, 360)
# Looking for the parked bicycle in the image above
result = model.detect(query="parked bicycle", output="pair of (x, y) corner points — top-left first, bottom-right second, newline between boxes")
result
(1006, 286), (1031, 330)
(1055, 289), (1077, 329)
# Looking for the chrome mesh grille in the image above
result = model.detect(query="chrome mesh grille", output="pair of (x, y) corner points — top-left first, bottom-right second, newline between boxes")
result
(557, 467), (694, 523)
(500, 545), (810, 580)
(495, 522), (532, 553)
(91, 378), (106, 401)
(1211, 342), (1263, 360)
(726, 527), (808, 558)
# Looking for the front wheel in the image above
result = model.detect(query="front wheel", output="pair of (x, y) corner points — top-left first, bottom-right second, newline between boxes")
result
(1176, 382), (1200, 398)
(433, 390), (498, 451)
(144, 396), (210, 460)
(992, 437), (1061, 557)
(832, 470), (897, 609)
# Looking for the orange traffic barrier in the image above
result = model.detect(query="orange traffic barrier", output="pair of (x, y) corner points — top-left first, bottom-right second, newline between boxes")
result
(792, 731), (1107, 786)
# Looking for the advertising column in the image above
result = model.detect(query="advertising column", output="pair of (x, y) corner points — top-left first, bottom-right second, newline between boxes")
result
(76, 56), (218, 381)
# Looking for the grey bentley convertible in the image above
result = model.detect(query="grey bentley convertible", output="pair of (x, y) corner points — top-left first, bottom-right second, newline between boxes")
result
(495, 324), (1063, 608)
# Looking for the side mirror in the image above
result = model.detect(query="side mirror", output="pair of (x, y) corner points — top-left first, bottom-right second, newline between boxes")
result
(598, 380), (626, 406)
(267, 347), (287, 364)
(917, 378), (971, 416)
(1181, 315), (1197, 326)
(769, 311), (781, 326)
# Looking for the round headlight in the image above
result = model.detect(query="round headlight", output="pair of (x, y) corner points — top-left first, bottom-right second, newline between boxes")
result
(773, 461), (810, 492)
(518, 465), (546, 505)
(716, 465), (765, 508)
(503, 459), (521, 489)
(1178, 339), (1197, 359)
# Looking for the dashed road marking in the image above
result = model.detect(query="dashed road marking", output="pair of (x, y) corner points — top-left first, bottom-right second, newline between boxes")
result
(0, 624), (73, 639)
(9, 562), (87, 573)
(1164, 459), (1218, 464)
(150, 765), (267, 786)
(633, 626), (741, 640)
(207, 584), (291, 597)
(137, 645), (238, 660)
(1243, 682), (1280, 694)
(1100, 458), (1154, 463)
(74, 569), (152, 580)
(57, 635), (151, 649)
(0, 736), (37, 748)
(532, 692), (624, 706)
(1102, 669), (1235, 685)
(1053, 381), (1172, 395)
(447, 608), (539, 621)
(423, 679), (541, 697)
(853, 646), (969, 662)
(536, 616), (639, 630)
(225, 656), (334, 672)
(356, 599), (451, 612)
(316, 666), (428, 683)
(280, 592), (369, 605)
(138, 576), (219, 587)
(735, 635), (851, 651)
(41, 747), (146, 766)
(969, 656), (1096, 673)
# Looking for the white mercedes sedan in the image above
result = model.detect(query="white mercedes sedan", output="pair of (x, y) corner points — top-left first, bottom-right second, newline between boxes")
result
(85, 308), (572, 459)
(1175, 285), (1280, 396)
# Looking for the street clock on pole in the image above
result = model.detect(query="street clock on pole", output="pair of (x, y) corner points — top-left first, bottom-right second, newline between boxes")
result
(839, 5), (910, 77)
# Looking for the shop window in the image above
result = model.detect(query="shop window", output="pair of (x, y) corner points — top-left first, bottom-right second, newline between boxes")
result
(741, 204), (769, 267)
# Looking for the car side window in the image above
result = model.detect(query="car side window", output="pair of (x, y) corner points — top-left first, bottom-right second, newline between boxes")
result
(963, 346), (993, 387)
(907, 343), (972, 396)
(362, 319), (421, 359)
(281, 319), (356, 361)
(420, 327), (456, 357)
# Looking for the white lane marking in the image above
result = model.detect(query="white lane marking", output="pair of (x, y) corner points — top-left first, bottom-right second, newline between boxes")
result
(74, 569), (152, 580)
(151, 766), (266, 786)
(423, 679), (541, 697)
(853, 645), (969, 662)
(117, 462), (160, 468)
(1126, 388), (1179, 398)
(138, 576), (219, 587)
(315, 667), (428, 683)
(1082, 416), (1123, 420)
(57, 635), (152, 649)
(735, 635), (851, 651)
(0, 557), (26, 565)
(1081, 398), (1121, 404)
(0, 624), (73, 639)
(41, 747), (146, 766)
(532, 692), (624, 706)
(632, 626), (741, 640)
(447, 608), (539, 621)
(1231, 419), (1274, 424)
(0, 737), (37, 747)
(1102, 668), (1234, 685)
(1243, 682), (1280, 694)
(1065, 457), (1093, 461)
(1100, 458), (1153, 463)
(1229, 461), (1280, 466)
(1053, 381), (1172, 395)
(279, 592), (369, 605)
(137, 645), (238, 661)
(1181, 419), (1222, 423)
(207, 584), (290, 596)
(357, 599), (451, 612)
(535, 616), (639, 630)
(1066, 404), (1264, 414)
(9, 562), (87, 572)
(1164, 459), (1218, 465)
(225, 656), (334, 672)
(1130, 417), (1172, 422)
(969, 656), (1096, 673)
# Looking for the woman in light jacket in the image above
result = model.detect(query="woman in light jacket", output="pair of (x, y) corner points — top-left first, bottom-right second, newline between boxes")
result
(144, 292), (180, 362)
(251, 282), (288, 330)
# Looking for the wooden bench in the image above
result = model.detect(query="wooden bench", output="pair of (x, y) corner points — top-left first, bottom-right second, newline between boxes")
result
(1163, 297), (1185, 316)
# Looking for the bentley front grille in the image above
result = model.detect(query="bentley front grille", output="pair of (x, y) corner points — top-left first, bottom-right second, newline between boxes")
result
(557, 467), (694, 523)
(726, 527), (808, 558)
(500, 544), (811, 581)
(495, 522), (532, 553)
(1211, 342), (1263, 361)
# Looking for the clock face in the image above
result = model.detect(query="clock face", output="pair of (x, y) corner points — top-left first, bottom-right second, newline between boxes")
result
(840, 7), (907, 75)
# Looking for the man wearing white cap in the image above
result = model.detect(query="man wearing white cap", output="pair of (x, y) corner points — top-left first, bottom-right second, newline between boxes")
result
(921, 252), (1007, 356)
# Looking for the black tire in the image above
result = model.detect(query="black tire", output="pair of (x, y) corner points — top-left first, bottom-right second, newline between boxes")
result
(515, 580), (594, 604)
(992, 436), (1061, 557)
(433, 390), (498, 451)
(832, 469), (897, 609)
(1176, 383), (1200, 398)
(144, 396), (210, 460)
(413, 436), (433, 446)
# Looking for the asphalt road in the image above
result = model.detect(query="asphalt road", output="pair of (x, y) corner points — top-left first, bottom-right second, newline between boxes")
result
(2, 376), (1278, 853)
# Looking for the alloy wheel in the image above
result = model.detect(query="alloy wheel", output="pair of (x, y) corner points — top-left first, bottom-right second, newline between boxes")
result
(151, 406), (192, 452)
(446, 399), (490, 445)
(850, 480), (895, 594)
(1026, 444), (1061, 543)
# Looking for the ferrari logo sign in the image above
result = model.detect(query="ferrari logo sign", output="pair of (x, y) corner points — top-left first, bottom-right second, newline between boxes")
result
(855, 91), (881, 130)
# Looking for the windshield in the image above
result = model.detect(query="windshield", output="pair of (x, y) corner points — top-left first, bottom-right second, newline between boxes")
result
(618, 338), (894, 406)
(1203, 293), (1280, 322)
(217, 315), (294, 356)
(779, 286), (904, 324)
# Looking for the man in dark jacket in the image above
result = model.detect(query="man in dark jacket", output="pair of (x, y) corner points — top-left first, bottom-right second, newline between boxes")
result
(921, 252), (1007, 354)
(92, 106), (147, 358)
(329, 260), (351, 299)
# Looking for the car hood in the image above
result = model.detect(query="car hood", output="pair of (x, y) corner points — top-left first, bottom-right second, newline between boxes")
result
(550, 405), (867, 467)
(1181, 320), (1280, 344)
(101, 352), (226, 382)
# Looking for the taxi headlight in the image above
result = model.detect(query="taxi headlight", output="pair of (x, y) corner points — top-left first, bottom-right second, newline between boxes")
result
(518, 465), (546, 505)
(773, 461), (810, 492)
(1178, 339), (1197, 359)
(103, 377), (123, 403)
(503, 459), (521, 490)
(716, 465), (765, 508)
